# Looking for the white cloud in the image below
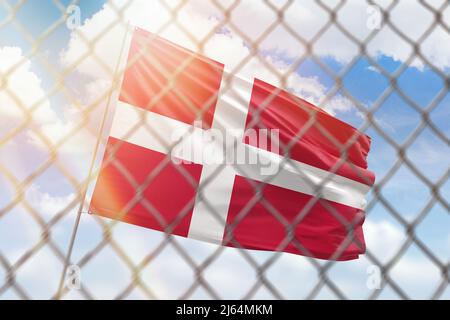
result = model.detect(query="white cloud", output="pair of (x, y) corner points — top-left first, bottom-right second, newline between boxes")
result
(364, 219), (407, 263)
(25, 184), (76, 221)
(187, 0), (450, 71)
(58, 215), (444, 299)
(0, 46), (96, 157)
(0, 47), (58, 132)
(60, 0), (355, 116)
(13, 246), (62, 299)
(367, 65), (381, 74)
(58, 0), (450, 120)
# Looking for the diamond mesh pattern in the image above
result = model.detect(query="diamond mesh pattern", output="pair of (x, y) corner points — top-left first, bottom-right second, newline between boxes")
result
(0, 0), (449, 300)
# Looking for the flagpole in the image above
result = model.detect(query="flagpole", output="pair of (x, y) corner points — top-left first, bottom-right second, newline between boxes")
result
(55, 22), (131, 300)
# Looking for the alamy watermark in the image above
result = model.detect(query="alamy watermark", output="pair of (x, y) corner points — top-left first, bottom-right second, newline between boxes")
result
(366, 5), (383, 31)
(65, 264), (81, 290)
(366, 265), (382, 290)
(66, 5), (81, 30)
(170, 121), (281, 176)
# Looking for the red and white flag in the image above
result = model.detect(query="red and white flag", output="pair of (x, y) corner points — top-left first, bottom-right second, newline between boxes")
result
(89, 27), (375, 261)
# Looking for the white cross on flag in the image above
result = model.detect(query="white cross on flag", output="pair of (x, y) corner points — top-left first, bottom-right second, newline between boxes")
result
(89, 27), (375, 261)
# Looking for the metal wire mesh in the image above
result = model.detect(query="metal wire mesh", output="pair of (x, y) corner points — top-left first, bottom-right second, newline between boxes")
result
(0, 0), (449, 300)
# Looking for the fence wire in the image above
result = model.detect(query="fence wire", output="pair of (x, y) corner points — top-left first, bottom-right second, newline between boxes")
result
(0, 0), (449, 300)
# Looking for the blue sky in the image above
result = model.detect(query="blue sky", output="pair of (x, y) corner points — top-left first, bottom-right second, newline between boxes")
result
(0, 0), (449, 299)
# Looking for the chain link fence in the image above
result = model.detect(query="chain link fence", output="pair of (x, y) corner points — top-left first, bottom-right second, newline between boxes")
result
(0, 0), (449, 300)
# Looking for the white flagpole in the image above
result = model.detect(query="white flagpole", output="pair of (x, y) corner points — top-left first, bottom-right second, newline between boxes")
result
(55, 22), (132, 299)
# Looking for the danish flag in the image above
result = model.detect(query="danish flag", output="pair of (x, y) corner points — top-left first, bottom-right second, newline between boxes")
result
(89, 27), (375, 260)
